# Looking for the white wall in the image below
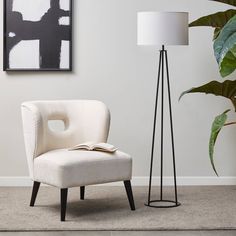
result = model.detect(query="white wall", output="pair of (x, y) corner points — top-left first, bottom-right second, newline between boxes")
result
(0, 0), (236, 183)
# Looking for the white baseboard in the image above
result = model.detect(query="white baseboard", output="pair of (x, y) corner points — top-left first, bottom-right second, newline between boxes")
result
(1, 176), (236, 187)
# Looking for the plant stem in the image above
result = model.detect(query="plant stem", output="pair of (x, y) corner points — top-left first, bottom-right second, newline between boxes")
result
(224, 122), (236, 126)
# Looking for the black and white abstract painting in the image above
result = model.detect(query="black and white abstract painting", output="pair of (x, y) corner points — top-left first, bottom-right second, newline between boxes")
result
(4, 0), (72, 71)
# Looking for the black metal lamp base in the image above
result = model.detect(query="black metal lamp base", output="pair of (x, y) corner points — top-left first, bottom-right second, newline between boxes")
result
(145, 200), (181, 208)
(146, 45), (180, 208)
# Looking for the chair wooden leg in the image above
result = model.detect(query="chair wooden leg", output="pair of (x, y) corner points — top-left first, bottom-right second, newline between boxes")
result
(124, 180), (135, 211)
(30, 181), (40, 207)
(61, 188), (68, 221)
(80, 186), (85, 200)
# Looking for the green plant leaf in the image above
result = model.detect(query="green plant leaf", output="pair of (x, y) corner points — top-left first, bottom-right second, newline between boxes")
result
(209, 110), (230, 176)
(214, 28), (222, 40)
(179, 80), (236, 110)
(189, 10), (236, 28)
(219, 45), (236, 76)
(212, 0), (236, 6)
(214, 15), (236, 77)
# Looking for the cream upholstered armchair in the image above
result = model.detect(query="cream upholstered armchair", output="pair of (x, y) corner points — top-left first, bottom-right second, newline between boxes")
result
(21, 100), (135, 221)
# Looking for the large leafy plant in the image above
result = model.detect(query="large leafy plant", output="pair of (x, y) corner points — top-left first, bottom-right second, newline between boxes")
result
(181, 0), (236, 175)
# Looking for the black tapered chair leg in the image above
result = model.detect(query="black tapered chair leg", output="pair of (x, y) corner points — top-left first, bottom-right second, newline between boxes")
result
(30, 181), (40, 207)
(80, 186), (85, 200)
(124, 180), (135, 211)
(61, 188), (68, 221)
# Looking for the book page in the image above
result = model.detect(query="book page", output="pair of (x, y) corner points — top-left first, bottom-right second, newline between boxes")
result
(68, 142), (95, 151)
(68, 142), (117, 152)
(94, 143), (116, 151)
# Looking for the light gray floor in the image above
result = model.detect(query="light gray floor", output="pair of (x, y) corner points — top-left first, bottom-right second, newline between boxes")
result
(2, 186), (236, 231)
(0, 230), (236, 236)
(0, 231), (236, 236)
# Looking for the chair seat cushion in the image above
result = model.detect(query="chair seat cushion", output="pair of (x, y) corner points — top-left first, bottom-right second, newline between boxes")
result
(33, 149), (132, 188)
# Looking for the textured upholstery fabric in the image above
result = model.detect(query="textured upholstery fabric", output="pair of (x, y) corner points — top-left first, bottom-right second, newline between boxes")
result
(34, 149), (132, 188)
(21, 100), (132, 187)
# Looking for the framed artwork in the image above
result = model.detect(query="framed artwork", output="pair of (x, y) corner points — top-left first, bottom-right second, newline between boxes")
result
(3, 0), (73, 71)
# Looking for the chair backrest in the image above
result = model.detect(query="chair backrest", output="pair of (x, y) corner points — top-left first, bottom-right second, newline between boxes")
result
(21, 100), (110, 178)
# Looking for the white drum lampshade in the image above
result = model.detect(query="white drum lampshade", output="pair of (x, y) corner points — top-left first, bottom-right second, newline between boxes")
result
(137, 12), (189, 46)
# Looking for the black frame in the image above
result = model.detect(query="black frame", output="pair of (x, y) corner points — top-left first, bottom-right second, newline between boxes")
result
(3, 0), (73, 72)
(145, 45), (180, 208)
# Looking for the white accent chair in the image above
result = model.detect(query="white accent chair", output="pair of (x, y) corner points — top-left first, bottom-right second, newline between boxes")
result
(21, 100), (135, 221)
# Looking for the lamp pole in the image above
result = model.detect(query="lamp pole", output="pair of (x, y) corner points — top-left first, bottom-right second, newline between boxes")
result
(145, 45), (180, 208)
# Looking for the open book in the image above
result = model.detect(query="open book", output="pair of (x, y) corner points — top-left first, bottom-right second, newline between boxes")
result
(68, 142), (117, 153)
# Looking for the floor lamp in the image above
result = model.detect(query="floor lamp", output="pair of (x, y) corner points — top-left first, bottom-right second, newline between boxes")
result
(137, 12), (189, 208)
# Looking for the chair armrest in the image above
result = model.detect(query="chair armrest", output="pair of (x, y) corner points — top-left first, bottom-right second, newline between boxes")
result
(21, 103), (42, 179)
